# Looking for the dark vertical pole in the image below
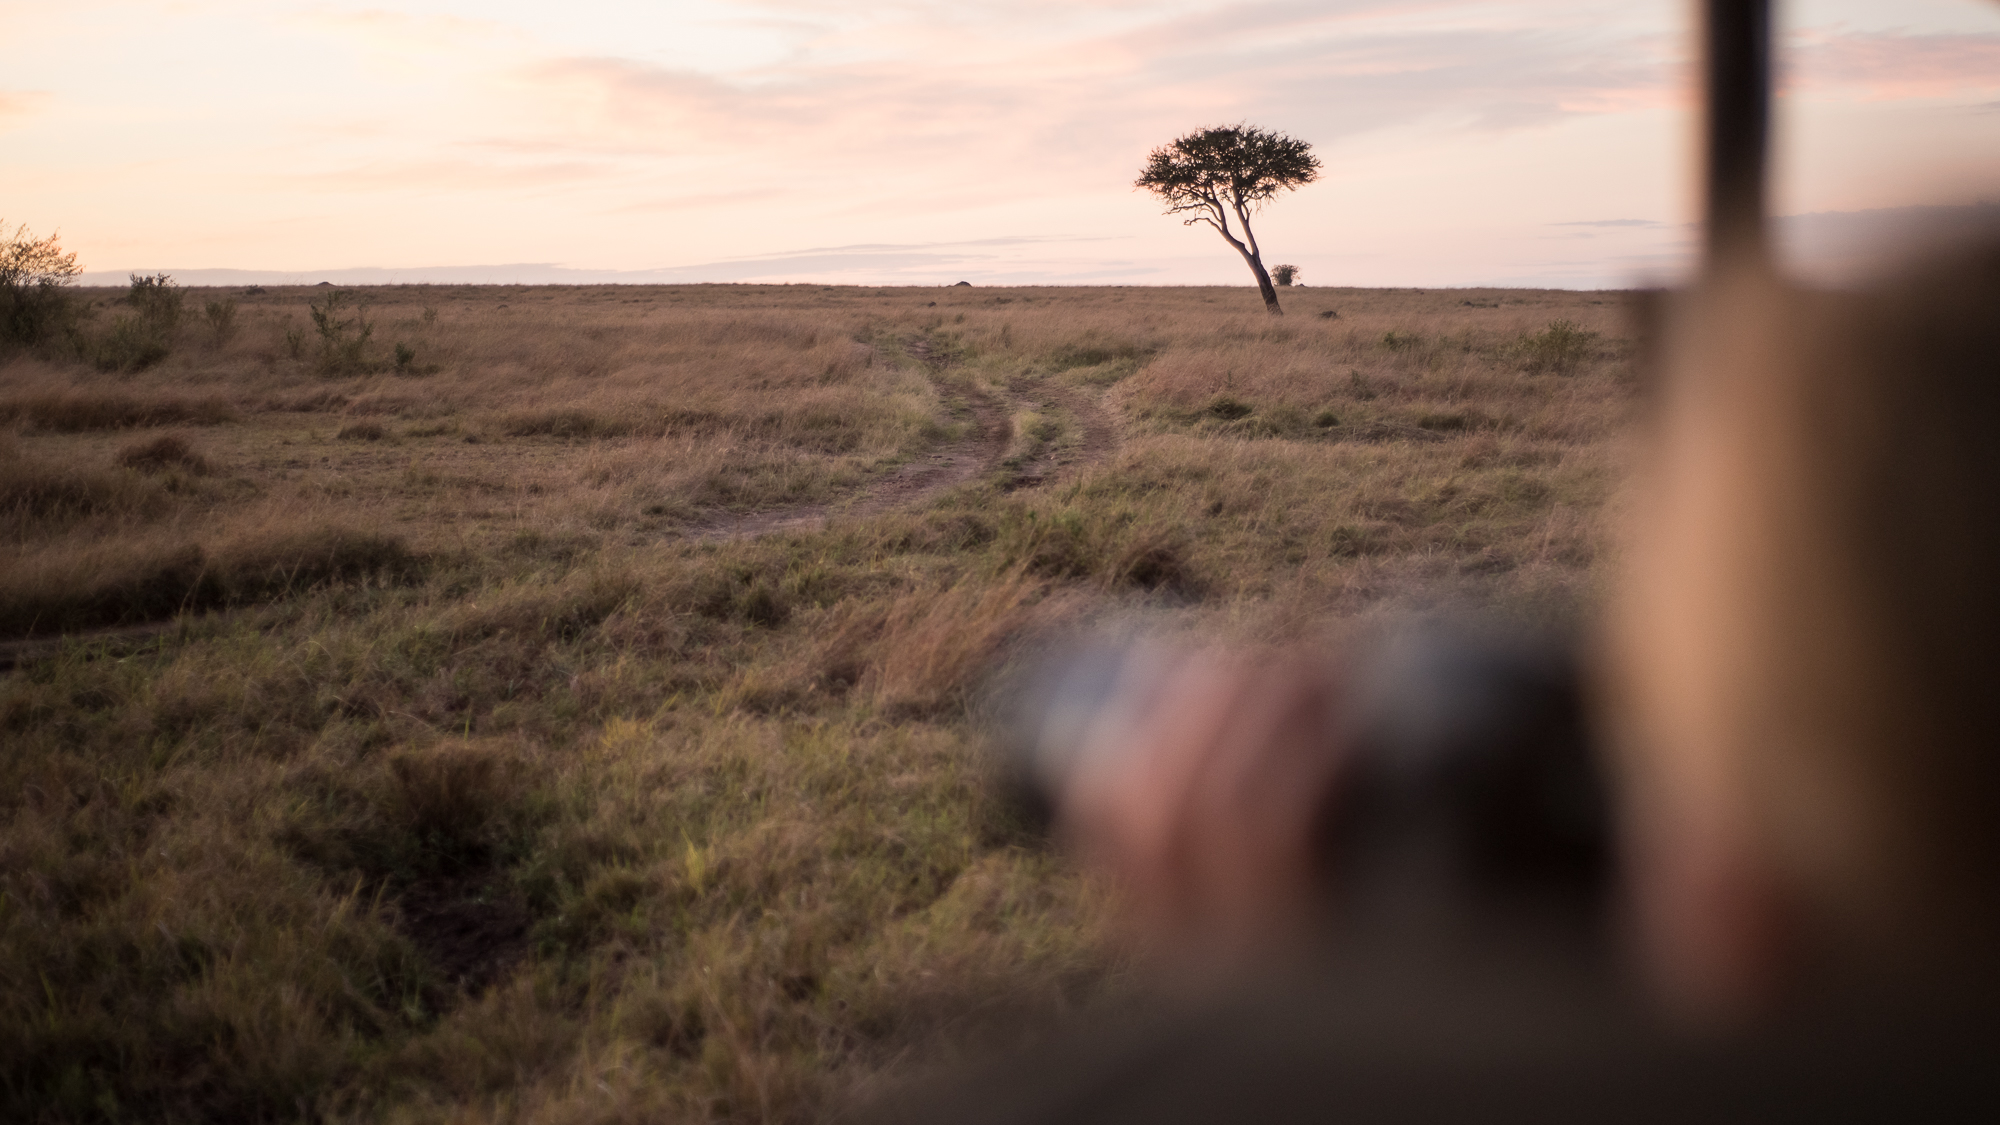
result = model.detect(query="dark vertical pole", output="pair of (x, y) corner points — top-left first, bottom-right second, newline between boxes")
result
(1703, 0), (1773, 272)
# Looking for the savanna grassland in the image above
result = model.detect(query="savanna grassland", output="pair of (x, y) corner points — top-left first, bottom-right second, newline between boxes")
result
(1, 279), (1639, 1123)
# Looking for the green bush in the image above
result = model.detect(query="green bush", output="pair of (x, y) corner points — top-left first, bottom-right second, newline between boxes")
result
(94, 317), (171, 372)
(0, 221), (83, 350)
(309, 289), (377, 374)
(92, 274), (184, 372)
(1514, 319), (1600, 374)
(126, 273), (183, 332)
(203, 299), (238, 347)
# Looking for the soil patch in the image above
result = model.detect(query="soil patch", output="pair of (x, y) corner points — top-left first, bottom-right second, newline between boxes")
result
(395, 875), (533, 997)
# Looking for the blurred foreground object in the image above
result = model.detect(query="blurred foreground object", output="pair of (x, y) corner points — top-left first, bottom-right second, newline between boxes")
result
(1609, 238), (2000, 1020)
(881, 227), (2000, 1125)
(871, 2), (2000, 1118)
(993, 623), (1603, 961)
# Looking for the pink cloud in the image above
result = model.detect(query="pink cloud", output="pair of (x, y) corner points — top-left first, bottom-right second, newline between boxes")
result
(1787, 30), (2000, 101)
(267, 156), (614, 193)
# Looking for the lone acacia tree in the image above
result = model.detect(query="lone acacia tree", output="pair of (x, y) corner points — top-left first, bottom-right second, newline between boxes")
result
(1136, 124), (1319, 315)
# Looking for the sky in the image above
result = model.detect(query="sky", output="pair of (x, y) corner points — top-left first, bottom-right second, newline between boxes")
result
(5, 0), (1999, 289)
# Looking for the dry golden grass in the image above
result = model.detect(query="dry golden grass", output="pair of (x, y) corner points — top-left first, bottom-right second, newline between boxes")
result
(0, 281), (1638, 1122)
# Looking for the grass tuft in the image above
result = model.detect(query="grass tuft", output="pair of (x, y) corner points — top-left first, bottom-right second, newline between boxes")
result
(0, 392), (236, 431)
(0, 526), (425, 636)
(115, 433), (213, 475)
(1, 446), (169, 533)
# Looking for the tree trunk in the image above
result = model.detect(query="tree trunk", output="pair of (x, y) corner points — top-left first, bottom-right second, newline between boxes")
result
(1244, 252), (1283, 316)
(1209, 213), (1285, 316)
(1248, 249), (1280, 310)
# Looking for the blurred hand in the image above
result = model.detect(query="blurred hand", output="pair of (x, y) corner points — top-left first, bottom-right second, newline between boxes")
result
(1056, 645), (1350, 962)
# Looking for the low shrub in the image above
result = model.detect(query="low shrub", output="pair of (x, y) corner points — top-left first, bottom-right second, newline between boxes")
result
(126, 273), (184, 332)
(92, 274), (185, 372)
(0, 222), (83, 350)
(92, 317), (172, 371)
(1514, 319), (1600, 374)
(309, 288), (377, 374)
(203, 298), (238, 347)
(337, 421), (388, 441)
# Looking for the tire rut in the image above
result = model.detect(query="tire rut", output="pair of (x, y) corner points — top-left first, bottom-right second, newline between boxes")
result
(1001, 375), (1121, 491)
(685, 372), (1011, 543)
(0, 348), (1125, 669)
(684, 336), (1119, 543)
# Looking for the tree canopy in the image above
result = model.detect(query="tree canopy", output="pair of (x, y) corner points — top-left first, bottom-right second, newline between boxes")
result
(1136, 124), (1319, 314)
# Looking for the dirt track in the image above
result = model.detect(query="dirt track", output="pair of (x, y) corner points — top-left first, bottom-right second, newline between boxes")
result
(686, 337), (1120, 542)
(0, 341), (1123, 667)
(1002, 375), (1120, 491)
